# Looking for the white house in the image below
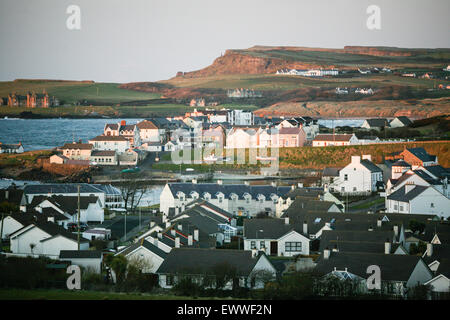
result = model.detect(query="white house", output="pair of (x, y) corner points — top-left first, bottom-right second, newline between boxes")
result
(59, 250), (103, 274)
(137, 119), (165, 144)
(227, 110), (254, 126)
(243, 218), (310, 256)
(331, 155), (383, 195)
(116, 239), (168, 274)
(156, 248), (276, 290)
(89, 135), (130, 153)
(386, 185), (450, 219)
(9, 221), (89, 258)
(389, 116), (412, 128)
(312, 134), (359, 147)
(0, 142), (24, 154)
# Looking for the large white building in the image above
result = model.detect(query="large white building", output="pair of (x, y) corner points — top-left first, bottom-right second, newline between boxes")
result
(89, 135), (130, 153)
(227, 110), (254, 126)
(159, 182), (292, 217)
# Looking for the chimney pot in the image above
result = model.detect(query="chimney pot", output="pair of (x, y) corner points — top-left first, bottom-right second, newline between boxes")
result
(194, 229), (199, 241)
(188, 235), (193, 246)
(175, 237), (180, 248)
(324, 247), (330, 260)
(303, 221), (308, 234)
(384, 240), (391, 254)
(427, 243), (433, 257)
(285, 217), (289, 225)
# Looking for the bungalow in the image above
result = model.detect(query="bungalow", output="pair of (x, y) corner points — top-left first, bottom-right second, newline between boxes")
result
(312, 134), (358, 147)
(361, 118), (390, 131)
(156, 248), (276, 289)
(389, 116), (412, 128)
(59, 250), (103, 274)
(243, 218), (310, 256)
(90, 150), (117, 165)
(9, 221), (89, 258)
(399, 147), (438, 168)
(314, 250), (433, 297)
(116, 239), (168, 274)
(0, 142), (24, 154)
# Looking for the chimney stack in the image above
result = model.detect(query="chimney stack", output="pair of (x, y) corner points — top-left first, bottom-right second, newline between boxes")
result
(393, 225), (399, 237)
(165, 221), (171, 228)
(217, 180), (223, 185)
(188, 235), (193, 246)
(177, 224), (182, 231)
(271, 181), (277, 187)
(244, 181), (250, 186)
(291, 185), (295, 191)
(427, 243), (433, 257)
(351, 156), (361, 164)
(362, 155), (372, 162)
(150, 221), (155, 228)
(405, 184), (415, 194)
(384, 239), (391, 254)
(192, 179), (197, 184)
(324, 247), (330, 260)
(153, 237), (158, 247)
(5, 190), (9, 200)
(297, 183), (303, 188)
(303, 220), (308, 235)
(377, 219), (382, 227)
(251, 249), (258, 258)
(171, 229), (176, 236)
(157, 232), (162, 239)
(194, 229), (199, 241)
(332, 244), (339, 252)
(285, 217), (289, 225)
(368, 226), (373, 231)
(175, 237), (180, 248)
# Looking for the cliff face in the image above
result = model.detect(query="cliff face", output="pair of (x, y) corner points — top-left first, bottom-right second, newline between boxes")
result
(180, 50), (321, 78)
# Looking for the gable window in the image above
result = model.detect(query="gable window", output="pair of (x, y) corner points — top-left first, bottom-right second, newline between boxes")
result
(166, 275), (174, 286)
(285, 241), (302, 252)
(250, 241), (256, 249)
(260, 241), (265, 249)
(430, 203), (435, 208)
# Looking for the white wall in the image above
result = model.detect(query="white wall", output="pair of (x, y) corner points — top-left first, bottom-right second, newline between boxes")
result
(0, 217), (25, 240)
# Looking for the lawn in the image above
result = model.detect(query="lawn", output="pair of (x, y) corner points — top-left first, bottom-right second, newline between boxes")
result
(350, 197), (385, 210)
(0, 288), (216, 300)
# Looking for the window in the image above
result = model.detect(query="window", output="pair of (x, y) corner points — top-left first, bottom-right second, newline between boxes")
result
(431, 203), (435, 208)
(250, 241), (256, 249)
(344, 174), (348, 181)
(285, 242), (302, 252)
(166, 275), (174, 286)
(399, 205), (404, 211)
(353, 187), (357, 192)
(260, 241), (265, 249)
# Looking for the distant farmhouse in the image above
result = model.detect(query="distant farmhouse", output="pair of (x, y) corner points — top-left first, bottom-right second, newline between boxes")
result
(1, 92), (59, 108)
(0, 142), (24, 154)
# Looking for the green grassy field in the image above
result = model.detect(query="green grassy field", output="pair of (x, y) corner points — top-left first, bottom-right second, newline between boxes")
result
(0, 80), (160, 104)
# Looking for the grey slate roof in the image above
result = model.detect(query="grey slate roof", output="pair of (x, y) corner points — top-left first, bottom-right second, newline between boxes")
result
(281, 197), (338, 220)
(360, 159), (382, 173)
(315, 252), (424, 282)
(30, 195), (99, 216)
(364, 118), (389, 128)
(157, 248), (266, 276)
(59, 250), (103, 259)
(422, 244), (450, 264)
(322, 168), (341, 177)
(423, 165), (450, 179)
(24, 183), (104, 195)
(387, 185), (428, 202)
(118, 239), (168, 259)
(244, 218), (307, 239)
(167, 183), (291, 200)
(405, 148), (436, 163)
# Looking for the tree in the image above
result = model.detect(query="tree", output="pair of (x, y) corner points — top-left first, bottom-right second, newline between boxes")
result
(409, 241), (427, 255)
(119, 176), (149, 213)
(109, 255), (128, 284)
(409, 220), (426, 234)
(210, 262), (238, 290)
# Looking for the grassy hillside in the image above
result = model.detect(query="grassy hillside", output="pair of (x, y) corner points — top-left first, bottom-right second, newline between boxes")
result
(0, 80), (161, 105)
(279, 141), (450, 169)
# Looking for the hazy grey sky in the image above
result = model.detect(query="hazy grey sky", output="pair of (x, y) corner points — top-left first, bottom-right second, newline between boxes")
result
(1, 0), (449, 83)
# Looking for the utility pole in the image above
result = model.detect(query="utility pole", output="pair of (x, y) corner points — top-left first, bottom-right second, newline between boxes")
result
(124, 210), (127, 242)
(0, 212), (5, 246)
(77, 185), (81, 250)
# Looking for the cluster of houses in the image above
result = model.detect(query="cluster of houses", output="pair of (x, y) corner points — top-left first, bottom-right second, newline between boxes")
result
(0, 92), (59, 108)
(1, 146), (449, 297)
(276, 68), (339, 77)
(0, 182), (125, 270)
(361, 116), (413, 131)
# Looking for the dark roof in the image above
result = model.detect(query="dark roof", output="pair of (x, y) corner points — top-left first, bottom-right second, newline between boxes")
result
(387, 185), (428, 202)
(89, 135), (128, 142)
(423, 244), (450, 264)
(24, 183), (104, 195)
(315, 252), (424, 282)
(137, 120), (159, 129)
(59, 250), (102, 259)
(322, 168), (341, 177)
(281, 197), (338, 220)
(118, 240), (168, 259)
(10, 220), (88, 243)
(404, 148), (436, 163)
(393, 116), (412, 126)
(281, 187), (323, 200)
(423, 165), (450, 180)
(91, 150), (116, 157)
(360, 159), (382, 173)
(244, 218), (306, 239)
(319, 230), (395, 253)
(157, 248), (265, 276)
(60, 143), (93, 150)
(434, 259), (450, 278)
(364, 118), (389, 128)
(0, 188), (24, 205)
(30, 195), (99, 215)
(167, 183), (291, 200)
(392, 160), (411, 167)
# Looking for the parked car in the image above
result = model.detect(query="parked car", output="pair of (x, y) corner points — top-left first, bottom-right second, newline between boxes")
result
(67, 222), (89, 232)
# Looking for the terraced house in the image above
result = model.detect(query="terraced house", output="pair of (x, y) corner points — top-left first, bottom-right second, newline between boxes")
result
(159, 182), (292, 217)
